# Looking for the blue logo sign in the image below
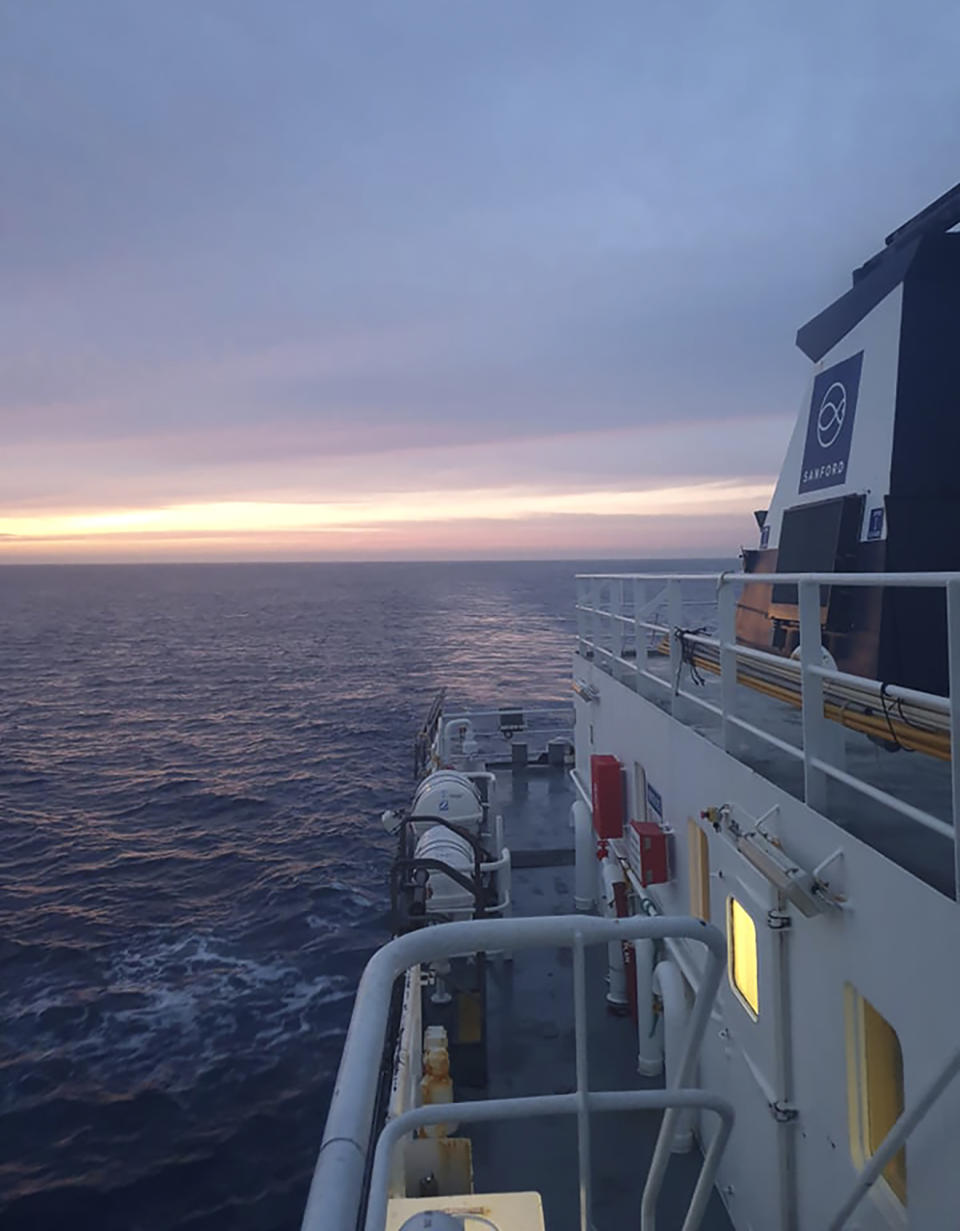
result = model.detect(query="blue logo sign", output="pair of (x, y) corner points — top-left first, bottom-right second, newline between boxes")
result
(867, 507), (884, 541)
(799, 351), (863, 494)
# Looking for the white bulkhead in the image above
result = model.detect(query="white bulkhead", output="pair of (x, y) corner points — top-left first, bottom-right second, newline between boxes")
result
(575, 664), (960, 1231)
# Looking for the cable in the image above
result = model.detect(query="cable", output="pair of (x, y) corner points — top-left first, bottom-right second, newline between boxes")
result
(878, 682), (903, 750)
(674, 627), (708, 689)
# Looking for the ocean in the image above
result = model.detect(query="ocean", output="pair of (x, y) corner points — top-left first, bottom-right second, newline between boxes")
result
(0, 558), (729, 1229)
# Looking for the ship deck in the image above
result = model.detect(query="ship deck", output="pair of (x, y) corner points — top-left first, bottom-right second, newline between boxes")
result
(461, 763), (732, 1231)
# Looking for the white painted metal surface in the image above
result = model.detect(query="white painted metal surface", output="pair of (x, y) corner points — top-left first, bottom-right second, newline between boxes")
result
(576, 570), (960, 861)
(573, 576), (960, 1230)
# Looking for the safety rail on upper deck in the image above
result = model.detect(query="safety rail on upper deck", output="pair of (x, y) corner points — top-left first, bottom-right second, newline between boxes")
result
(302, 913), (730, 1231)
(575, 571), (960, 898)
(435, 705), (575, 767)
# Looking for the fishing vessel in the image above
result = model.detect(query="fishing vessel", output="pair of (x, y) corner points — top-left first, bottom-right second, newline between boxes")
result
(301, 183), (960, 1230)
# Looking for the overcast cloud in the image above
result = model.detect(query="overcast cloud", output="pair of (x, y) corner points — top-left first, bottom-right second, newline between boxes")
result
(3, 1), (959, 558)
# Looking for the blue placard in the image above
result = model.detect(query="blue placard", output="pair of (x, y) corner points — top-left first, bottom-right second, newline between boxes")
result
(867, 506), (884, 541)
(646, 782), (663, 820)
(799, 351), (863, 494)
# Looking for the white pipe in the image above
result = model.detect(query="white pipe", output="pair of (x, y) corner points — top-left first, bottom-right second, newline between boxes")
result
(486, 848), (513, 961)
(573, 800), (596, 911)
(633, 938), (663, 1075)
(600, 857), (629, 1011)
(653, 960), (694, 1152)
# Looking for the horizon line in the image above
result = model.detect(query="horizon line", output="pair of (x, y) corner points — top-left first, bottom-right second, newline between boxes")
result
(0, 551), (741, 569)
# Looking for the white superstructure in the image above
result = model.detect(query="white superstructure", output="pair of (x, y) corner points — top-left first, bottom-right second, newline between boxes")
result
(303, 184), (960, 1231)
(574, 568), (960, 1230)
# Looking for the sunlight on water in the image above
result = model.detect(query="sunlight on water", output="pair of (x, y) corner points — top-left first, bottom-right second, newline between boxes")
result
(0, 558), (726, 1229)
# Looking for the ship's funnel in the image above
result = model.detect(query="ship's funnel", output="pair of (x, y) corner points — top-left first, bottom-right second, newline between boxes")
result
(737, 182), (960, 694)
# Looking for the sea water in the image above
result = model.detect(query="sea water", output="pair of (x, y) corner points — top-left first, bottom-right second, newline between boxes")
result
(0, 559), (728, 1229)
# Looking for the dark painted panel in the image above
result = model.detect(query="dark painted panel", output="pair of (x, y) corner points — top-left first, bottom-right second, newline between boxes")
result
(877, 496), (960, 695)
(890, 235), (960, 500)
(771, 495), (863, 608)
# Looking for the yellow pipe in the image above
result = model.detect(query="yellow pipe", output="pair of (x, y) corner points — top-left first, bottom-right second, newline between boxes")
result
(686, 652), (951, 761)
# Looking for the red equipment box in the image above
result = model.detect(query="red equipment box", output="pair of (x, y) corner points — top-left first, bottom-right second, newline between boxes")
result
(627, 820), (670, 886)
(590, 754), (624, 838)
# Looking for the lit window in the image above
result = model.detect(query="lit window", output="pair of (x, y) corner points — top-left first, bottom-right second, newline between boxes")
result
(845, 986), (906, 1204)
(727, 897), (759, 1017)
(688, 820), (710, 921)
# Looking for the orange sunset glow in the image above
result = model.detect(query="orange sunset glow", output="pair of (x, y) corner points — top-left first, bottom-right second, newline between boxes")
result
(0, 480), (774, 561)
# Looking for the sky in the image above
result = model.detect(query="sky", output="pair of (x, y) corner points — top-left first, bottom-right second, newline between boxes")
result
(3, 1), (960, 562)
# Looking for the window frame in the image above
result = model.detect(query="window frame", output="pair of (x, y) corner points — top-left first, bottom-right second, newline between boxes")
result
(844, 984), (907, 1209)
(726, 895), (759, 1020)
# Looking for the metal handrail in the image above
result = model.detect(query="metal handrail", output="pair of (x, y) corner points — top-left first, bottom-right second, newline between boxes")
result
(366, 1089), (735, 1231)
(301, 913), (727, 1231)
(828, 1045), (960, 1230)
(576, 570), (960, 897)
(441, 707), (574, 723)
(578, 570), (960, 585)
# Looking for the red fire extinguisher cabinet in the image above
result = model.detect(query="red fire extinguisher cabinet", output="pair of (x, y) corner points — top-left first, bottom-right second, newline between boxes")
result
(590, 754), (624, 838)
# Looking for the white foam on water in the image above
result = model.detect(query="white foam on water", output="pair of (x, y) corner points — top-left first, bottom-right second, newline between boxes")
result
(7, 930), (350, 1092)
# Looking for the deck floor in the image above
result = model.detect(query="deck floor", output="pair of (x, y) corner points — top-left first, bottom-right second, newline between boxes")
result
(462, 765), (733, 1231)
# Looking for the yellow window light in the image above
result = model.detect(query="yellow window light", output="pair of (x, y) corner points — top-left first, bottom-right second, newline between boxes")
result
(845, 985), (907, 1204)
(727, 897), (759, 1017)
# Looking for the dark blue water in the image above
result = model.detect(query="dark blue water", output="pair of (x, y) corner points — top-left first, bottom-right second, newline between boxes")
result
(0, 559), (726, 1229)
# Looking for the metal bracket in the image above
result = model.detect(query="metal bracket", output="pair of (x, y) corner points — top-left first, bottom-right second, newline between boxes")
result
(770, 1101), (799, 1123)
(767, 910), (792, 931)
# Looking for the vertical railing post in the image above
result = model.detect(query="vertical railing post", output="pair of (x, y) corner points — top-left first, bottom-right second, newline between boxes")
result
(572, 930), (592, 1231)
(601, 577), (610, 664)
(947, 579), (960, 901)
(634, 577), (647, 693)
(799, 579), (828, 813)
(668, 579), (683, 714)
(718, 576), (737, 751)
(576, 576), (585, 656)
(611, 577), (623, 679)
(590, 577), (601, 663)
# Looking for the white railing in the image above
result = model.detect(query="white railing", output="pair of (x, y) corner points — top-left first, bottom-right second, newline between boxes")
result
(302, 913), (730, 1231)
(576, 571), (960, 898)
(438, 705), (574, 765)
